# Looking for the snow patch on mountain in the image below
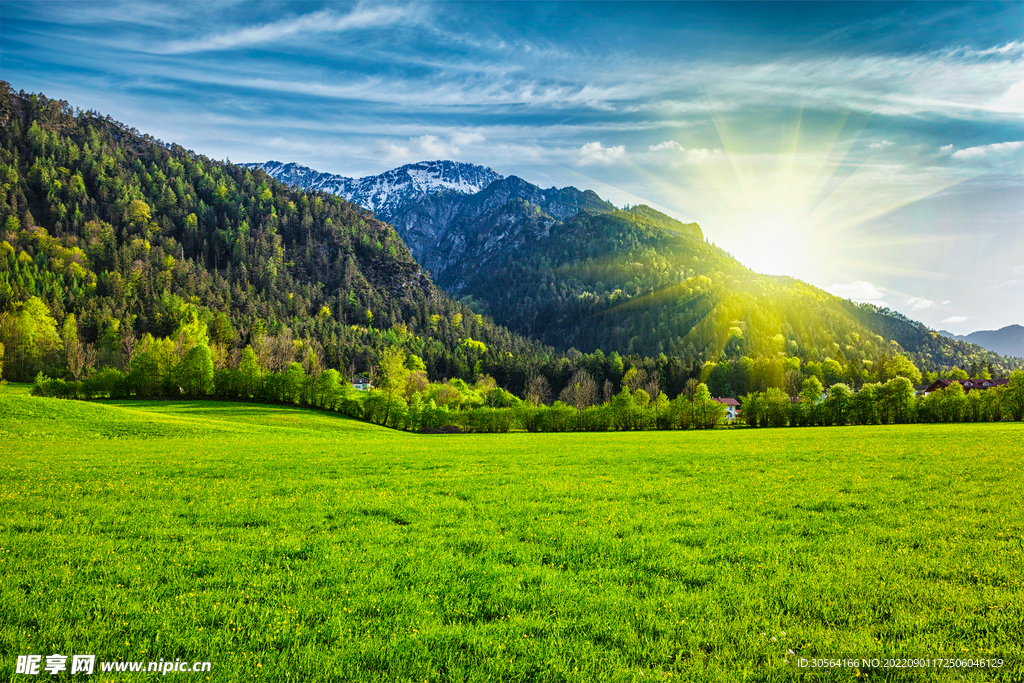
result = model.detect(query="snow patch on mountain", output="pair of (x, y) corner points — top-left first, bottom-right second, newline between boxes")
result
(246, 159), (502, 223)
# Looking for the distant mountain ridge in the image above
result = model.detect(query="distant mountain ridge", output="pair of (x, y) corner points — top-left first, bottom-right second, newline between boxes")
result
(938, 325), (1024, 359)
(249, 158), (1021, 374)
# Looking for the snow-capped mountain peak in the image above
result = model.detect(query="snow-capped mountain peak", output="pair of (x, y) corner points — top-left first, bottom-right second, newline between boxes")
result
(246, 159), (502, 222)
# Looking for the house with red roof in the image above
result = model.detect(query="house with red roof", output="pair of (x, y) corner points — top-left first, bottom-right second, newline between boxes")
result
(712, 397), (740, 421)
(922, 378), (1008, 395)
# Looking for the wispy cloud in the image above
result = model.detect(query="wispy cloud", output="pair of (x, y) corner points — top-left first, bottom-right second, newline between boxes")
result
(826, 281), (888, 306)
(990, 279), (1024, 291)
(646, 141), (725, 165)
(157, 4), (426, 54)
(942, 315), (969, 323)
(951, 140), (1024, 159)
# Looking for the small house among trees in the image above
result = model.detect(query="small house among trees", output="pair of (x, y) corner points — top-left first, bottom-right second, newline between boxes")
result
(712, 397), (740, 421)
(352, 374), (373, 391)
(923, 378), (1008, 395)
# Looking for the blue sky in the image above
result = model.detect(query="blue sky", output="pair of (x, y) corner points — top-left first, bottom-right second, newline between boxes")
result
(2, 1), (1022, 334)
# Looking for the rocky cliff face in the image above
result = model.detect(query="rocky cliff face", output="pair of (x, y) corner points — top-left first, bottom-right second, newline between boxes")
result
(384, 175), (617, 288)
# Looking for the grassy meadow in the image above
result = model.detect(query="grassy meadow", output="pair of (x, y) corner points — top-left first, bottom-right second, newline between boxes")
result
(1, 383), (1022, 681)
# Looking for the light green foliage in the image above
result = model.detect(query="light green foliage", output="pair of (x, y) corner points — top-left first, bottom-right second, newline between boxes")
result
(763, 387), (790, 428)
(377, 347), (407, 394)
(1007, 370), (1024, 421)
(237, 345), (262, 398)
(851, 383), (880, 425)
(312, 369), (344, 409)
(460, 337), (487, 355)
(60, 312), (78, 350)
(172, 308), (211, 355)
(824, 383), (853, 426)
(0, 296), (63, 379)
(2, 389), (1021, 681)
(799, 375), (825, 426)
(176, 343), (214, 396)
(882, 354), (923, 385)
(800, 374), (823, 400)
(822, 358), (845, 386)
(879, 376), (915, 424)
(942, 381), (969, 423)
(692, 382), (725, 429)
(127, 199), (151, 225)
(282, 362), (306, 404)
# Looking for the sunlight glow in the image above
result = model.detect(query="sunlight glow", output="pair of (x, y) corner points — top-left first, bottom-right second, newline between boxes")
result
(631, 107), (976, 286)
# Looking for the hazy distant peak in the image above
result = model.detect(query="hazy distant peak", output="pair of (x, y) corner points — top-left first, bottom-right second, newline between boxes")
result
(937, 324), (1024, 359)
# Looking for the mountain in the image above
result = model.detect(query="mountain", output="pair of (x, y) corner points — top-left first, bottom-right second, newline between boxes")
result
(249, 161), (623, 285)
(938, 325), (1024, 359)
(247, 160), (502, 225)
(252, 158), (1022, 377)
(0, 84), (550, 387)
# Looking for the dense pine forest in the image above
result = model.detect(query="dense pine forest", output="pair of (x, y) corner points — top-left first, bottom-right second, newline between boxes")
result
(1, 83), (1020, 412)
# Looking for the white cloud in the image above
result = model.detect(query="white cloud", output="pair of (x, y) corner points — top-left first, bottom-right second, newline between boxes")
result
(870, 140), (894, 149)
(940, 144), (954, 154)
(990, 279), (1024, 291)
(990, 78), (1024, 112)
(682, 148), (723, 163)
(942, 316), (969, 323)
(450, 131), (485, 147)
(941, 300), (951, 304)
(906, 296), (933, 310)
(648, 140), (683, 152)
(158, 4), (425, 54)
(377, 131), (487, 162)
(578, 141), (625, 165)
(826, 281), (887, 306)
(951, 140), (1024, 159)
(646, 141), (723, 164)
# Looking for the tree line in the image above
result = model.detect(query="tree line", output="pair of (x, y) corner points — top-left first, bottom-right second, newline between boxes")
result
(26, 319), (1024, 432)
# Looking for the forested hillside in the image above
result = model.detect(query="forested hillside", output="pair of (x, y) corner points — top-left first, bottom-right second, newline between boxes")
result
(0, 84), (550, 387)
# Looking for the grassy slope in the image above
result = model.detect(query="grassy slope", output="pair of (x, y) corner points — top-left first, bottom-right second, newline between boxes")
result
(1, 388), (1022, 682)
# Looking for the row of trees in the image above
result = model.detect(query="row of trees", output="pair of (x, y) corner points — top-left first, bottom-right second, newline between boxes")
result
(741, 374), (1024, 427)
(31, 321), (1024, 432)
(28, 337), (729, 433)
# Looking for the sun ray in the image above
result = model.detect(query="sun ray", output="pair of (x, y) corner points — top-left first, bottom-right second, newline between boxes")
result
(808, 173), (977, 235)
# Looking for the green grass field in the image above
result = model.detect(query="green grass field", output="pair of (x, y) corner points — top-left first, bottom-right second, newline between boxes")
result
(1, 384), (1022, 681)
